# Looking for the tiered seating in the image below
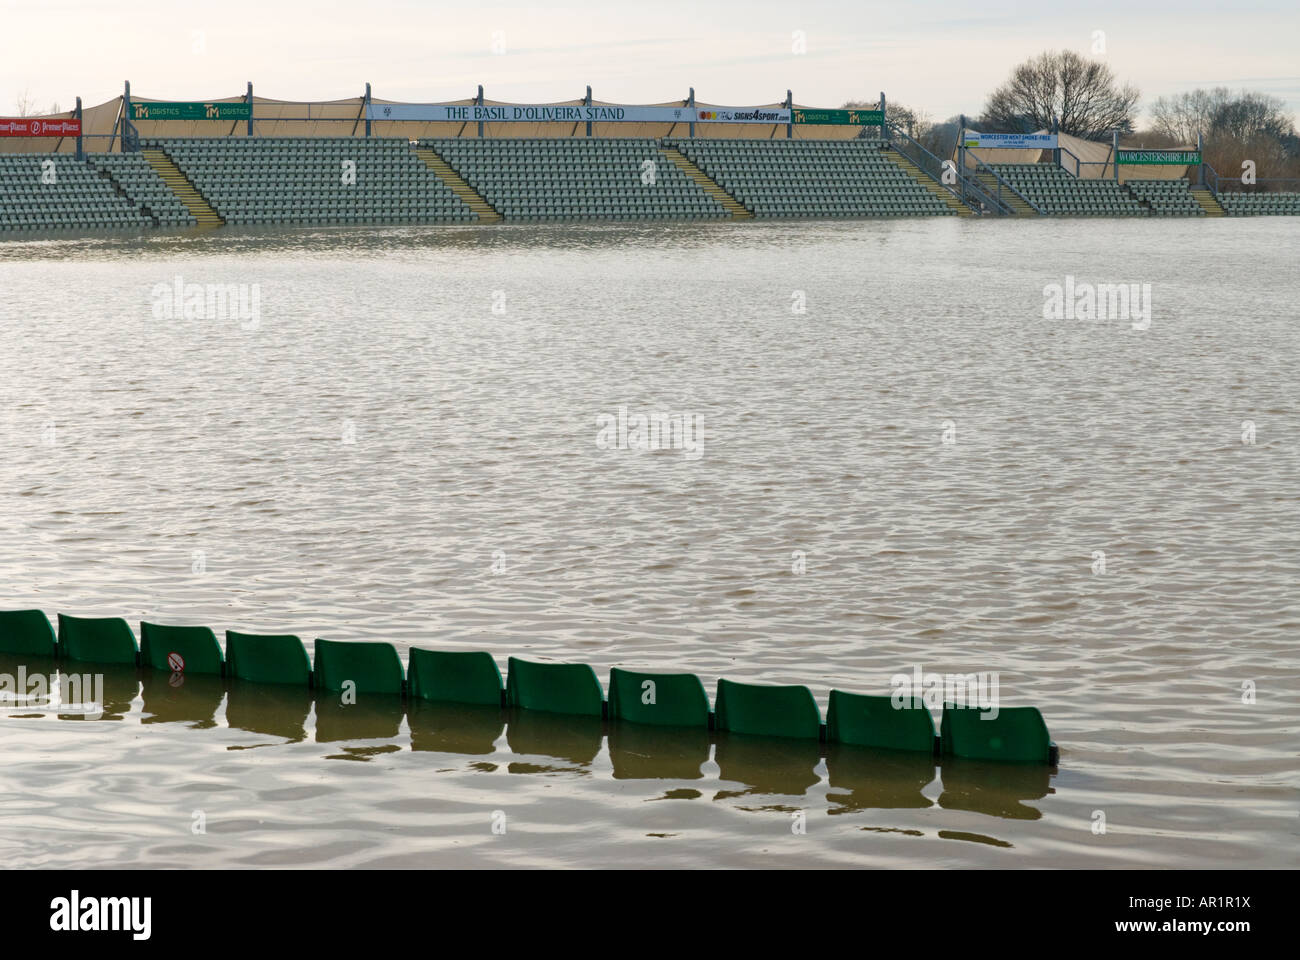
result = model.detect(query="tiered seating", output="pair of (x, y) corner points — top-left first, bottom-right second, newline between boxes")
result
(0, 154), (149, 232)
(150, 137), (475, 225)
(1218, 191), (1300, 216)
(425, 138), (727, 221)
(666, 138), (952, 218)
(1125, 179), (1203, 216)
(89, 152), (196, 227)
(991, 163), (1146, 216)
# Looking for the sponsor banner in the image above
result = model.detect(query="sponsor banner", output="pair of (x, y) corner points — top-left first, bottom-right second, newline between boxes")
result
(696, 107), (790, 124)
(1117, 149), (1200, 165)
(0, 117), (82, 137)
(367, 103), (694, 123)
(131, 101), (252, 121)
(792, 107), (883, 125)
(962, 132), (1057, 149)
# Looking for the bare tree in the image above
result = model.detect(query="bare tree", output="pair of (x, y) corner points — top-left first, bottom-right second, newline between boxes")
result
(1150, 88), (1233, 143)
(1209, 91), (1293, 143)
(845, 99), (927, 136)
(1151, 88), (1300, 183)
(15, 88), (35, 117)
(980, 50), (1139, 139)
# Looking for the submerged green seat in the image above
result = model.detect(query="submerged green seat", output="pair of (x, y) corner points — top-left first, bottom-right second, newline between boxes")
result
(0, 609), (57, 655)
(139, 622), (224, 676)
(408, 648), (502, 706)
(714, 678), (821, 740)
(506, 657), (604, 717)
(826, 690), (936, 753)
(58, 614), (138, 664)
(225, 630), (312, 686)
(941, 704), (1056, 764)
(314, 638), (405, 695)
(608, 667), (710, 728)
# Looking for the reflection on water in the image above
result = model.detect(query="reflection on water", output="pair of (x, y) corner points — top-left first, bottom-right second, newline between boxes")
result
(608, 723), (708, 781)
(826, 744), (937, 812)
(714, 732), (823, 799)
(141, 671), (224, 729)
(408, 701), (503, 755)
(505, 709), (602, 770)
(60, 663), (139, 722)
(938, 758), (1053, 821)
(314, 693), (405, 744)
(226, 681), (312, 742)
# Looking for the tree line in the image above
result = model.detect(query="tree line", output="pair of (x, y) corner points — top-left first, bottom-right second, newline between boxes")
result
(848, 50), (1299, 187)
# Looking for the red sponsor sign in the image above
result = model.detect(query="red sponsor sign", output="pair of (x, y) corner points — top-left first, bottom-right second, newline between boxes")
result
(0, 117), (82, 137)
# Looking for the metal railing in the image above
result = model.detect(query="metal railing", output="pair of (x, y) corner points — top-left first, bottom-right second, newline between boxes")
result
(1202, 161), (1300, 196)
(886, 122), (1010, 215)
(1056, 146), (1112, 181)
(966, 153), (1044, 214)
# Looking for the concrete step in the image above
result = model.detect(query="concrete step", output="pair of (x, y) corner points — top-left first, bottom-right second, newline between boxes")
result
(141, 149), (224, 226)
(414, 148), (502, 222)
(660, 147), (753, 219)
(881, 149), (975, 216)
(1189, 188), (1227, 216)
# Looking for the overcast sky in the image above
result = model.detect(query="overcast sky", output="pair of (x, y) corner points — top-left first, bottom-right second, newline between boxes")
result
(3, 0), (1297, 123)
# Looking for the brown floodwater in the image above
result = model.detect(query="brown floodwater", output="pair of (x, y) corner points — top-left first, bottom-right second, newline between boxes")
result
(1, 217), (1297, 867)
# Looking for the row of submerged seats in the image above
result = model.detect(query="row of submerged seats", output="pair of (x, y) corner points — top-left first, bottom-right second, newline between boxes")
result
(0, 154), (154, 231)
(1124, 178), (1206, 216)
(989, 164), (1147, 216)
(0, 609), (1058, 765)
(424, 137), (731, 221)
(666, 138), (953, 218)
(1218, 191), (1300, 215)
(146, 138), (476, 225)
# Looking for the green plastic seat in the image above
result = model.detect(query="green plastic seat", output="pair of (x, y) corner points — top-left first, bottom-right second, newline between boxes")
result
(826, 690), (936, 753)
(139, 622), (224, 676)
(225, 630), (312, 686)
(0, 609), (57, 655)
(940, 704), (1056, 765)
(313, 638), (405, 695)
(408, 648), (502, 706)
(506, 656), (604, 717)
(714, 678), (821, 740)
(58, 614), (138, 664)
(607, 667), (710, 728)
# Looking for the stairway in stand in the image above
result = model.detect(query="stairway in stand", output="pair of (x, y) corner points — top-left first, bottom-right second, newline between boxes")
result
(414, 147), (502, 223)
(881, 148), (974, 215)
(1189, 188), (1226, 217)
(975, 171), (1037, 216)
(140, 148), (223, 227)
(659, 146), (753, 219)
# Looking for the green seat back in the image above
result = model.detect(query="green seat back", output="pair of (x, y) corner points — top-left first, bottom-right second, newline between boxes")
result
(714, 678), (820, 740)
(314, 638), (404, 695)
(506, 657), (603, 717)
(140, 622), (223, 676)
(58, 614), (138, 664)
(225, 630), (312, 686)
(408, 648), (502, 706)
(0, 609), (57, 655)
(941, 704), (1054, 764)
(827, 690), (935, 753)
(608, 667), (709, 728)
